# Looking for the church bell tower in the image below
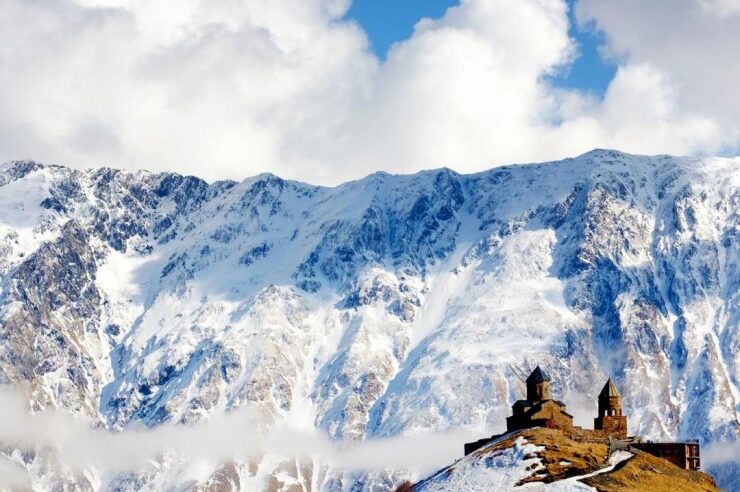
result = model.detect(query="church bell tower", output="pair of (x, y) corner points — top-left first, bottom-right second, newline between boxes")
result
(594, 378), (628, 439)
(526, 366), (551, 402)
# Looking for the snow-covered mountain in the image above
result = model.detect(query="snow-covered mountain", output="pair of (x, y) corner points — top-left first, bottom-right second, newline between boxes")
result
(0, 150), (737, 490)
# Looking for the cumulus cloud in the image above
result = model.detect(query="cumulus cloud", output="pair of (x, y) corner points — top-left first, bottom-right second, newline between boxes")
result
(0, 0), (377, 183)
(0, 0), (736, 184)
(545, 63), (723, 156)
(576, 0), (740, 150)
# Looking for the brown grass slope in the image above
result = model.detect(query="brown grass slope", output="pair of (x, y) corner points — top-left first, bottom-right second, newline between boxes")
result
(437, 427), (720, 491)
(472, 428), (609, 484)
(581, 448), (719, 492)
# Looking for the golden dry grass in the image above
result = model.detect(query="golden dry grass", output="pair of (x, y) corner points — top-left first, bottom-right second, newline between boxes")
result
(513, 428), (608, 484)
(581, 449), (720, 492)
(469, 428), (719, 491)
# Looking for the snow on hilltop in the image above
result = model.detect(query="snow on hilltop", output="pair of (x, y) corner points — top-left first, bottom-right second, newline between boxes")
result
(411, 428), (719, 491)
(0, 150), (737, 490)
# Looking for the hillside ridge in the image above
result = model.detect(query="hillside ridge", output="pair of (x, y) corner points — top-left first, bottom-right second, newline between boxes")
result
(406, 427), (719, 491)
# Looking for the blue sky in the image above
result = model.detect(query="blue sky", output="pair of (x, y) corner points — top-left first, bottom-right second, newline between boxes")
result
(346, 0), (616, 96)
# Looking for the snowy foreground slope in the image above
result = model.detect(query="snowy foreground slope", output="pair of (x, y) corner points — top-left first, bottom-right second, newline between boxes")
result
(414, 436), (632, 491)
(0, 150), (737, 490)
(411, 428), (718, 491)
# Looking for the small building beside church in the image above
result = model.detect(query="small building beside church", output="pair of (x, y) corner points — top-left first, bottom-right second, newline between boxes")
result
(632, 441), (700, 470)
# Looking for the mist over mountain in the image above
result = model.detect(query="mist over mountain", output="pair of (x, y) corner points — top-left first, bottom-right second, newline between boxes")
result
(0, 150), (737, 490)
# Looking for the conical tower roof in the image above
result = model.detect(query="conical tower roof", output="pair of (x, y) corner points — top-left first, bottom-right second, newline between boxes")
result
(526, 366), (551, 383)
(599, 378), (621, 398)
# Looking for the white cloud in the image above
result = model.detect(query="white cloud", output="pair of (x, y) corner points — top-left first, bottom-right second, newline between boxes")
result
(0, 385), (475, 485)
(576, 0), (740, 151)
(544, 64), (723, 157)
(0, 0), (376, 182)
(0, 456), (30, 490)
(703, 439), (740, 465)
(698, 0), (740, 17)
(0, 0), (736, 184)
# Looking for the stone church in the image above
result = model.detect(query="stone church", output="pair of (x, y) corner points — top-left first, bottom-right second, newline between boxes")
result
(505, 366), (574, 432)
(464, 366), (701, 471)
(466, 366), (628, 455)
(505, 366), (627, 439)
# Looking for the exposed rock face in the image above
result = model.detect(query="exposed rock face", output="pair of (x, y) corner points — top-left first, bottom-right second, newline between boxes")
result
(0, 150), (737, 490)
(0, 220), (105, 417)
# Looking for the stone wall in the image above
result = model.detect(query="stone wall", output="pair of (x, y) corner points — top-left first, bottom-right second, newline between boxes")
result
(568, 426), (609, 444)
(594, 415), (628, 439)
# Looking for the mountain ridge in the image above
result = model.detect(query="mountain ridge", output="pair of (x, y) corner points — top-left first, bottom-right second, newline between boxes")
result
(0, 149), (737, 490)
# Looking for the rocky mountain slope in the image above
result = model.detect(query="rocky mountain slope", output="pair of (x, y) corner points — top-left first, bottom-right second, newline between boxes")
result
(0, 150), (737, 490)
